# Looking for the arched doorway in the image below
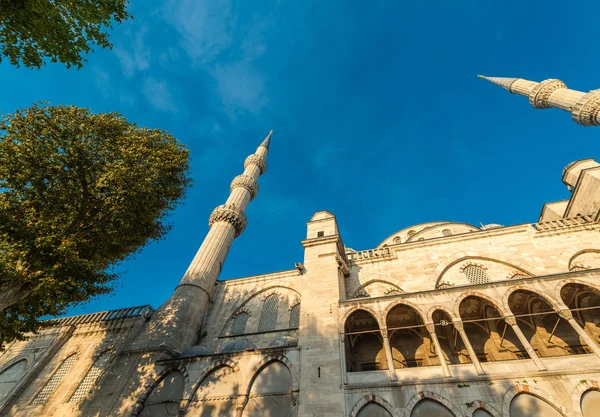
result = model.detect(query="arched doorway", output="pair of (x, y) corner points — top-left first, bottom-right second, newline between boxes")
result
(386, 305), (431, 368)
(508, 290), (586, 357)
(138, 371), (184, 417)
(459, 296), (526, 362)
(243, 361), (294, 417)
(561, 283), (600, 345)
(344, 310), (387, 372)
(186, 366), (238, 417)
(509, 393), (564, 417)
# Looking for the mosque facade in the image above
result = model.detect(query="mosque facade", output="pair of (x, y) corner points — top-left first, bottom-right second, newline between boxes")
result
(0, 78), (600, 417)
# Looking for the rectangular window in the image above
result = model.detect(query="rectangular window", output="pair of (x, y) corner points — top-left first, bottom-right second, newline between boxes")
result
(317, 231), (324, 237)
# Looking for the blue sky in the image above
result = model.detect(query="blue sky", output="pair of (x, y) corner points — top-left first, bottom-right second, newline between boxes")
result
(1, 0), (599, 316)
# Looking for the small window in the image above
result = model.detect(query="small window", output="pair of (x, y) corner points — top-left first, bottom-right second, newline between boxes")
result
(258, 295), (279, 332)
(289, 304), (300, 328)
(317, 231), (324, 237)
(33, 354), (78, 405)
(393, 236), (401, 244)
(231, 312), (249, 336)
(407, 230), (416, 237)
(69, 351), (112, 403)
(442, 229), (452, 236)
(462, 265), (491, 285)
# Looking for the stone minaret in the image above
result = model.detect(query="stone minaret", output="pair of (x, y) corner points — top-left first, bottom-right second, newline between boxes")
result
(479, 75), (600, 126)
(141, 131), (272, 351)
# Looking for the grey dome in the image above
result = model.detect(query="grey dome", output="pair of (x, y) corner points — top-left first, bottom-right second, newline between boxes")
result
(268, 336), (299, 348)
(180, 344), (212, 357)
(221, 339), (257, 354)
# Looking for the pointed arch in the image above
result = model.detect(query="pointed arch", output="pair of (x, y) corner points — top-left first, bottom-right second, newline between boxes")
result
(383, 300), (427, 324)
(185, 363), (241, 417)
(465, 400), (501, 417)
(454, 292), (507, 317)
(432, 253), (539, 289)
(221, 285), (301, 336)
(350, 279), (404, 299)
(340, 306), (384, 332)
(572, 380), (600, 417)
(502, 285), (562, 315)
(403, 391), (462, 417)
(426, 305), (458, 323)
(502, 384), (570, 417)
(240, 354), (297, 396)
(132, 366), (189, 417)
(349, 394), (400, 417)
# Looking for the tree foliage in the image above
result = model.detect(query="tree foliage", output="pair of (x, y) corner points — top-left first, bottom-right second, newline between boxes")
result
(0, 103), (191, 345)
(0, 0), (130, 69)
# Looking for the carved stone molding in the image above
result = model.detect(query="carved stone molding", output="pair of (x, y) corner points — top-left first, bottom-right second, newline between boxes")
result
(572, 89), (600, 126)
(208, 204), (248, 237)
(529, 79), (567, 109)
(244, 154), (267, 175)
(230, 175), (259, 200)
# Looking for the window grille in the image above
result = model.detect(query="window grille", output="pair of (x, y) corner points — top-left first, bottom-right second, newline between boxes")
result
(231, 313), (249, 336)
(442, 229), (452, 236)
(289, 304), (300, 328)
(258, 295), (279, 332)
(33, 354), (78, 405)
(68, 351), (112, 404)
(462, 265), (491, 285)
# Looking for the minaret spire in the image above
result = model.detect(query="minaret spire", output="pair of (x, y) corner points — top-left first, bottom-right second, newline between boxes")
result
(140, 131), (273, 350)
(479, 75), (600, 126)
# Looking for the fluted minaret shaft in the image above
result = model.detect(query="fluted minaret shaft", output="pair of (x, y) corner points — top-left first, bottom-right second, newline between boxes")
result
(479, 75), (600, 126)
(141, 131), (272, 350)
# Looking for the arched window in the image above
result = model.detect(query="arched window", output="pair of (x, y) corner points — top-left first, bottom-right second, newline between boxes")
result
(0, 359), (27, 401)
(407, 230), (416, 237)
(69, 351), (112, 403)
(231, 312), (249, 336)
(510, 393), (564, 417)
(442, 229), (452, 236)
(582, 390), (600, 417)
(289, 304), (300, 328)
(32, 354), (78, 405)
(258, 294), (279, 332)
(463, 265), (490, 285)
(138, 371), (184, 417)
(357, 402), (393, 416)
(186, 366), (238, 416)
(393, 236), (401, 244)
(243, 361), (294, 417)
(411, 399), (455, 417)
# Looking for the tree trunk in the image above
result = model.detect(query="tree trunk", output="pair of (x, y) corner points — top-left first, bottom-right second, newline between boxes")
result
(0, 282), (34, 311)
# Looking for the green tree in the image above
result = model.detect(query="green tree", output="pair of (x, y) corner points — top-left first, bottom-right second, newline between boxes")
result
(0, 103), (191, 345)
(0, 0), (130, 69)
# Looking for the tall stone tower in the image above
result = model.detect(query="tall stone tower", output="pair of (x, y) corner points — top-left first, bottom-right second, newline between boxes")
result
(479, 75), (600, 126)
(141, 131), (273, 351)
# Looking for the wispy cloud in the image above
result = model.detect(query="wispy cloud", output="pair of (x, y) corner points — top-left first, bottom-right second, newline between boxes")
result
(114, 27), (151, 78)
(143, 77), (177, 112)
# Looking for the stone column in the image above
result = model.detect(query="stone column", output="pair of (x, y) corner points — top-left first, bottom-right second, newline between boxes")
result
(504, 315), (547, 371)
(339, 334), (348, 385)
(426, 323), (452, 378)
(453, 320), (485, 375)
(235, 395), (248, 417)
(381, 329), (397, 381)
(560, 309), (600, 358)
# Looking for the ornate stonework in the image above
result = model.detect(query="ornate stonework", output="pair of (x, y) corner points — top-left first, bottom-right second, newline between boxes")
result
(572, 89), (600, 126)
(230, 174), (259, 200)
(529, 79), (567, 108)
(208, 204), (248, 237)
(244, 154), (267, 175)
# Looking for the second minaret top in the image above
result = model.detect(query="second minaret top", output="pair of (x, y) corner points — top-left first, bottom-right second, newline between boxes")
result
(479, 75), (600, 127)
